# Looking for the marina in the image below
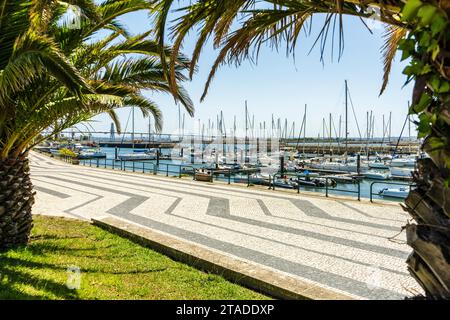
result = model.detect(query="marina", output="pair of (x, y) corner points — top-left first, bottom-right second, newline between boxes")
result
(29, 151), (421, 300)
(3, 0), (449, 303)
(36, 145), (415, 202)
(37, 90), (419, 202)
(39, 81), (419, 204)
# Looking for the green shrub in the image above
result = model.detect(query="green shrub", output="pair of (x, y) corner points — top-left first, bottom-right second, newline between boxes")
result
(58, 148), (77, 157)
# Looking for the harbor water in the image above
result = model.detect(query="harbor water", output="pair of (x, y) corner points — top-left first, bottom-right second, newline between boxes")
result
(82, 147), (413, 203)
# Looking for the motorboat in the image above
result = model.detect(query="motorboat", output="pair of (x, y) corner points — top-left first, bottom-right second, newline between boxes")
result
(233, 174), (265, 185)
(375, 153), (393, 161)
(390, 157), (416, 167)
(194, 169), (213, 182)
(145, 148), (158, 157)
(272, 178), (295, 189)
(296, 170), (320, 178)
(118, 153), (157, 161)
(77, 148), (106, 159)
(378, 186), (410, 199)
(368, 161), (390, 170)
(289, 178), (316, 187)
(363, 171), (390, 180)
(308, 161), (369, 173)
(218, 163), (242, 170)
(390, 167), (413, 178)
(49, 148), (60, 156)
(289, 176), (336, 187)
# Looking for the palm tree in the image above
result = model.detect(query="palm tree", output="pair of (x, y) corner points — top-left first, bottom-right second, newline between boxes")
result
(154, 0), (450, 299)
(0, 0), (193, 249)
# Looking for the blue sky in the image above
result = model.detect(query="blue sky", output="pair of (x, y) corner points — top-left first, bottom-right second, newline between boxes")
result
(85, 6), (414, 139)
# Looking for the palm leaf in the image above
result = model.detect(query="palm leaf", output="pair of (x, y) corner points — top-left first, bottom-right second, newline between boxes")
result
(380, 25), (407, 95)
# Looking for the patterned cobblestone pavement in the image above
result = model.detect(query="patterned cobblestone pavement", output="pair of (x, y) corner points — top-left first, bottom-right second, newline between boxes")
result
(30, 152), (422, 299)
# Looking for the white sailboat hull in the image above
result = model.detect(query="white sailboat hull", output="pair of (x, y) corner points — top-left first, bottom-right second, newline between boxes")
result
(368, 162), (390, 169)
(390, 158), (416, 167)
(363, 172), (389, 180)
(390, 167), (413, 177)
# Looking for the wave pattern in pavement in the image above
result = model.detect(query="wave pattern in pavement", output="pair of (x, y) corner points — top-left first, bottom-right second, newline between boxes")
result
(29, 152), (421, 299)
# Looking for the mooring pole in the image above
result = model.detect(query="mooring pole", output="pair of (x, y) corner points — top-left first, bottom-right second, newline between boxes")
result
(190, 135), (194, 164)
(357, 154), (361, 175)
(345, 80), (348, 159)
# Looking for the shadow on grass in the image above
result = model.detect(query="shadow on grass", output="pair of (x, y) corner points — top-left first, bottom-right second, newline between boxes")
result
(0, 241), (168, 299)
(0, 258), (79, 300)
(30, 234), (85, 241)
(24, 241), (104, 255)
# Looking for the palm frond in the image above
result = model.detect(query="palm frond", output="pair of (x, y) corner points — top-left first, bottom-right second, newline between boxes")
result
(156, 0), (405, 101)
(123, 94), (163, 131)
(0, 0), (194, 159)
(1, 32), (91, 106)
(380, 25), (407, 95)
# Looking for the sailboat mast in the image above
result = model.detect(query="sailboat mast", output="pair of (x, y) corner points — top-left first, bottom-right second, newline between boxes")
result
(389, 111), (392, 142)
(251, 115), (255, 139)
(381, 114), (385, 152)
(338, 115), (342, 142)
(366, 111), (369, 161)
(284, 118), (288, 140)
(263, 121), (266, 139)
(345, 80), (348, 157)
(303, 104), (307, 156)
(182, 114), (185, 139)
(329, 113), (332, 155)
(408, 114), (411, 140)
(201, 123), (205, 163)
(131, 105), (135, 149)
(234, 115), (237, 164)
(148, 116), (151, 145)
(322, 118), (326, 155)
(221, 110), (226, 159)
(245, 101), (249, 163)
(178, 104), (181, 132)
(407, 102), (411, 153)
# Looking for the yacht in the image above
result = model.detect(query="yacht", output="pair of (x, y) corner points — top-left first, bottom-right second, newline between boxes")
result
(390, 157), (416, 167)
(118, 152), (156, 161)
(363, 171), (390, 180)
(378, 186), (410, 199)
(78, 148), (106, 159)
(308, 161), (369, 173)
(368, 159), (390, 170)
(390, 167), (413, 178)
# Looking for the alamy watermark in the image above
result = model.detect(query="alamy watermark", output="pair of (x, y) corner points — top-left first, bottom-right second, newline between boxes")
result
(365, 265), (383, 291)
(364, 6), (384, 31)
(169, 128), (281, 171)
(66, 265), (81, 290)
(65, 5), (82, 30)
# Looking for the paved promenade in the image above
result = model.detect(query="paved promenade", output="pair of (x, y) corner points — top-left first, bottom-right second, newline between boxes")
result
(29, 152), (421, 299)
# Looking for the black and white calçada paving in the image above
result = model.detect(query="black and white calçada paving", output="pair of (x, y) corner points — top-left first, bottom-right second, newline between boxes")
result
(29, 151), (422, 300)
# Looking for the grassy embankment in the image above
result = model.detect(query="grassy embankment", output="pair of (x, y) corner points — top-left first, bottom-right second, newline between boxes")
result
(0, 216), (269, 300)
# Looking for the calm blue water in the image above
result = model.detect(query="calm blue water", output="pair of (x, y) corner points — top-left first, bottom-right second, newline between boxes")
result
(84, 147), (411, 202)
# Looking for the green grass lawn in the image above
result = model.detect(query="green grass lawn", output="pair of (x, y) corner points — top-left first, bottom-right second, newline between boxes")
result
(0, 215), (269, 300)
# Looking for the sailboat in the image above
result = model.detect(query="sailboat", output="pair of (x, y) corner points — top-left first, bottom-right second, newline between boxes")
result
(390, 166), (414, 178)
(363, 171), (390, 180)
(118, 106), (158, 161)
(390, 157), (416, 167)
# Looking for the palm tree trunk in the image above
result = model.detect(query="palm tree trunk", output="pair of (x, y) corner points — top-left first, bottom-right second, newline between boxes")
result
(0, 154), (34, 250)
(405, 158), (450, 298)
(404, 41), (450, 298)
